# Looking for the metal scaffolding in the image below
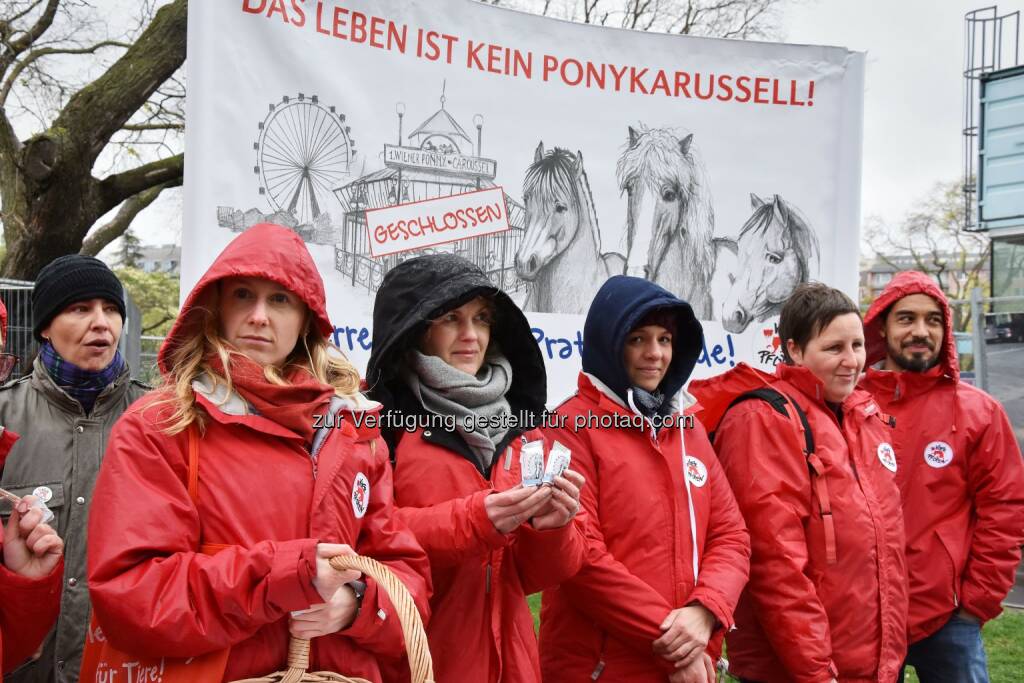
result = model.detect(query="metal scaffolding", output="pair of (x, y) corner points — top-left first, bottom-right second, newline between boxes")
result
(963, 6), (1021, 230)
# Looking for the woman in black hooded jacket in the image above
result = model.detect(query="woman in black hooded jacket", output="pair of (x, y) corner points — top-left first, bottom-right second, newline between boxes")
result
(365, 253), (587, 683)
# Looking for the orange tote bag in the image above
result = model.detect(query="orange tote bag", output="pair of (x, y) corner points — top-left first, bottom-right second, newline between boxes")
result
(80, 427), (231, 682)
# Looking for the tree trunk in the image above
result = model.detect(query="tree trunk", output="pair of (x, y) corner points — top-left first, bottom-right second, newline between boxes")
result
(0, 0), (187, 280)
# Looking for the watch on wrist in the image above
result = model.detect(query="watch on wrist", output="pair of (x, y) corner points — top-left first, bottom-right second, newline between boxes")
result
(348, 578), (367, 614)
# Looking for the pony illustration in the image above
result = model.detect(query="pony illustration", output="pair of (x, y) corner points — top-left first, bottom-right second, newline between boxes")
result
(617, 125), (716, 318)
(717, 193), (820, 333)
(515, 143), (625, 313)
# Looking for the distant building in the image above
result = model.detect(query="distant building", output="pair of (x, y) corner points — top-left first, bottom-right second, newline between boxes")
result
(859, 251), (988, 303)
(137, 244), (181, 275)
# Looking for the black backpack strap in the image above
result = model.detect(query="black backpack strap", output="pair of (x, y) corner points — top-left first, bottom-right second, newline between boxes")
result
(719, 387), (836, 565)
(724, 388), (815, 456)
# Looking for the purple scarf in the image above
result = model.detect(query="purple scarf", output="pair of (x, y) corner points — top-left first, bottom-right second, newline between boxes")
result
(40, 341), (125, 414)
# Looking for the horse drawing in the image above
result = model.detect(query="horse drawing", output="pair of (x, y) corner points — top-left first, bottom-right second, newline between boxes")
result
(515, 143), (625, 313)
(617, 125), (716, 318)
(718, 193), (820, 333)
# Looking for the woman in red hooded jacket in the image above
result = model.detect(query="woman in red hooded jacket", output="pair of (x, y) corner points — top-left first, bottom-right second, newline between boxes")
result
(539, 276), (750, 683)
(1, 299), (65, 674)
(691, 283), (908, 683)
(86, 224), (431, 682)
(365, 253), (588, 683)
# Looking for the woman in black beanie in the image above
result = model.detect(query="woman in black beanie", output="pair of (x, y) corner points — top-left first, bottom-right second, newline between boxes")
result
(0, 253), (147, 683)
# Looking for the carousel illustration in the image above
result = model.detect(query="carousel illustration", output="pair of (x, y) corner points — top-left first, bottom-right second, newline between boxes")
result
(332, 86), (527, 293)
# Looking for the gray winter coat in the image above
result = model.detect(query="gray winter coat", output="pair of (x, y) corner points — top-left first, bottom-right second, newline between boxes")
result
(0, 358), (147, 683)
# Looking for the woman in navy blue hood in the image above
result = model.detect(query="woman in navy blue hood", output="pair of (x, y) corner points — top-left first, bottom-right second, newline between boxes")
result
(581, 275), (703, 421)
(540, 276), (750, 683)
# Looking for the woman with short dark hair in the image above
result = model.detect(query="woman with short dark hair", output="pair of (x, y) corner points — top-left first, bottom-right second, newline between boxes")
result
(691, 282), (909, 683)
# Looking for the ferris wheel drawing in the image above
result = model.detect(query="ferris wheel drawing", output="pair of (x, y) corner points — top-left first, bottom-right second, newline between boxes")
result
(254, 93), (355, 224)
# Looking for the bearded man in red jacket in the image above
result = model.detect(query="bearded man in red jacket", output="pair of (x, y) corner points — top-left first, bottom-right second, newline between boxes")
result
(860, 271), (1024, 683)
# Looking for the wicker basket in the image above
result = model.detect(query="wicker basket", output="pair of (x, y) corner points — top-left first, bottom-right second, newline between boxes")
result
(230, 554), (434, 683)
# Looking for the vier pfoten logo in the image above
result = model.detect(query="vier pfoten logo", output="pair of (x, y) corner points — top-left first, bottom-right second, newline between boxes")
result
(351, 472), (370, 518)
(876, 442), (897, 472)
(685, 456), (708, 488)
(924, 441), (954, 469)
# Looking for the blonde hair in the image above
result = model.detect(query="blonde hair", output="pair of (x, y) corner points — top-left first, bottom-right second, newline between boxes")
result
(151, 286), (361, 435)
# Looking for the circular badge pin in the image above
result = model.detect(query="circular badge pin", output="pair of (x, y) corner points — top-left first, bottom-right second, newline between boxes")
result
(684, 456), (708, 488)
(31, 486), (53, 503)
(351, 472), (370, 519)
(877, 442), (897, 473)
(923, 441), (954, 469)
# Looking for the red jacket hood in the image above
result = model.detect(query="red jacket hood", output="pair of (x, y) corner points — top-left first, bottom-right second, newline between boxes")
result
(158, 224), (333, 374)
(863, 271), (959, 381)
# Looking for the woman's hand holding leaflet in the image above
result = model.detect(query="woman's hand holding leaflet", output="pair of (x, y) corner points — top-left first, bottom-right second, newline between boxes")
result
(2, 494), (63, 579)
(530, 469), (585, 531)
(485, 485), (552, 534)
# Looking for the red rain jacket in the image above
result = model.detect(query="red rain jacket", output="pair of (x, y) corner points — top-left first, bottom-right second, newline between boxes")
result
(87, 224), (431, 681)
(539, 373), (750, 682)
(0, 558), (63, 674)
(391, 427), (587, 683)
(1, 429), (63, 674)
(860, 270), (1024, 642)
(692, 364), (908, 683)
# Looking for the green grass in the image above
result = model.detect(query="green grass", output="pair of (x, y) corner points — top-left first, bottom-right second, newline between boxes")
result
(983, 609), (1024, 681)
(528, 593), (542, 632)
(528, 598), (1023, 681)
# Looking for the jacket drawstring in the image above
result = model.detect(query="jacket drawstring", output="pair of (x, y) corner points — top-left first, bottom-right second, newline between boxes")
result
(678, 423), (700, 582)
(952, 383), (960, 434)
(626, 388), (700, 582)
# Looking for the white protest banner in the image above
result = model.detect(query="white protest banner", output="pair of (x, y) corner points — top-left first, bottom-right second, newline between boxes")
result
(185, 0), (865, 404)
(366, 187), (510, 257)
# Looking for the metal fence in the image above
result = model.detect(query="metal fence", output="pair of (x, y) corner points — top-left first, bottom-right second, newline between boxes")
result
(138, 335), (164, 386)
(0, 278), (37, 379)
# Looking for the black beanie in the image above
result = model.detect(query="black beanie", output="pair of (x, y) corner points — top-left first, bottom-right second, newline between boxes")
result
(32, 255), (126, 341)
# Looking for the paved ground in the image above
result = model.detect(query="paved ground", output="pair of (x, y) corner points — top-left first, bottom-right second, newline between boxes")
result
(981, 341), (1024, 609)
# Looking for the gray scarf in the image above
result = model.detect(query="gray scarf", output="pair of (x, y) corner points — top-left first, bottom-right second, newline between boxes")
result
(405, 350), (513, 469)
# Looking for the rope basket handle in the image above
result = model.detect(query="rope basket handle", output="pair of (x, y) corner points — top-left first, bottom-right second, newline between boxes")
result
(230, 553), (433, 683)
(329, 554), (433, 683)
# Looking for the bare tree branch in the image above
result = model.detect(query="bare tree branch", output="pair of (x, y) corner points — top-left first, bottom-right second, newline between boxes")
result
(0, 0), (59, 70)
(0, 39), (129, 105)
(120, 122), (184, 132)
(96, 152), (183, 216)
(80, 180), (177, 257)
(142, 313), (176, 335)
(54, 0), (186, 165)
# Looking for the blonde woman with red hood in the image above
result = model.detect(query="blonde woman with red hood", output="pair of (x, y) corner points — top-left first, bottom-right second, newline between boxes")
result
(86, 224), (431, 682)
(860, 271), (1024, 682)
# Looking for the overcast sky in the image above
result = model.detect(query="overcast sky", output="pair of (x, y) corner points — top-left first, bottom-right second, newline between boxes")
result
(779, 0), (1023, 225)
(126, 0), (1024, 247)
